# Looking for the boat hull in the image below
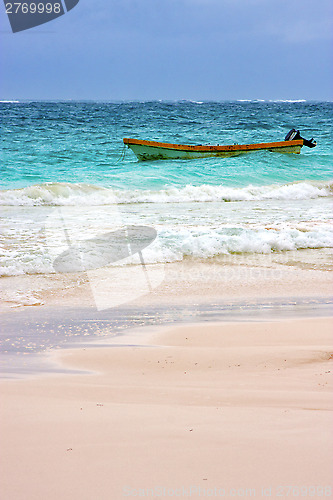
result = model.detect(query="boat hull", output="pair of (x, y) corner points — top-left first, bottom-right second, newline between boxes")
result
(123, 138), (303, 161)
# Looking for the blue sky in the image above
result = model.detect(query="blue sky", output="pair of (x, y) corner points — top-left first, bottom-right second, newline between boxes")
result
(0, 0), (332, 101)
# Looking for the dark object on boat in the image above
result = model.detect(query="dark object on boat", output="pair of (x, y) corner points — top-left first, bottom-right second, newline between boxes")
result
(285, 129), (317, 148)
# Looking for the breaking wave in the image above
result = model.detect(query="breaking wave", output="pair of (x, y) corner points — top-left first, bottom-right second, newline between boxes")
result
(237, 99), (307, 103)
(1, 181), (332, 206)
(1, 225), (332, 277)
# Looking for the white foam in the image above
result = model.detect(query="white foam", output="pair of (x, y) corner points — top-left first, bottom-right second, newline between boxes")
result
(1, 226), (332, 276)
(269, 99), (307, 103)
(0, 183), (117, 206)
(156, 227), (333, 260)
(237, 99), (307, 103)
(1, 290), (44, 307)
(1, 181), (331, 206)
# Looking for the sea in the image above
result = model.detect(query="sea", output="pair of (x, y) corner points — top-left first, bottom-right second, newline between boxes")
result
(1, 100), (332, 272)
(0, 100), (332, 374)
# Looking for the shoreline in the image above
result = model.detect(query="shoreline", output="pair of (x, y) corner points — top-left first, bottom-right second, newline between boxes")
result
(1, 261), (332, 496)
(1, 98), (332, 498)
(1, 293), (332, 378)
(2, 253), (333, 311)
(0, 316), (332, 499)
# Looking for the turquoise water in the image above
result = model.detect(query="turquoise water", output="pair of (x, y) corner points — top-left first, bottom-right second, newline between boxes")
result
(0, 100), (332, 277)
(1, 100), (332, 190)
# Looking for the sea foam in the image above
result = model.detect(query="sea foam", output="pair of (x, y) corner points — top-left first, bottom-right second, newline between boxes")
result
(1, 225), (332, 277)
(0, 181), (331, 206)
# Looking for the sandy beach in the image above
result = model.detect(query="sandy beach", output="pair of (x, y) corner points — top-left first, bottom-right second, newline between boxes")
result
(1, 38), (332, 500)
(1, 315), (332, 499)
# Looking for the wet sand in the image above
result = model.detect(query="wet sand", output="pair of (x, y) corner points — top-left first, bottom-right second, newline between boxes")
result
(0, 316), (332, 499)
(1, 252), (333, 312)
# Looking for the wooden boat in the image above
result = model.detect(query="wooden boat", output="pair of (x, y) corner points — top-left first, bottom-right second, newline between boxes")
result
(123, 130), (316, 161)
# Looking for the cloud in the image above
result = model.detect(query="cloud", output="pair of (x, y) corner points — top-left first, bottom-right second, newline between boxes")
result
(0, 0), (332, 100)
(64, 0), (333, 46)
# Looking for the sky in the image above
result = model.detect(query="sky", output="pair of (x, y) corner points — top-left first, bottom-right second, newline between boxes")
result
(0, 0), (332, 101)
